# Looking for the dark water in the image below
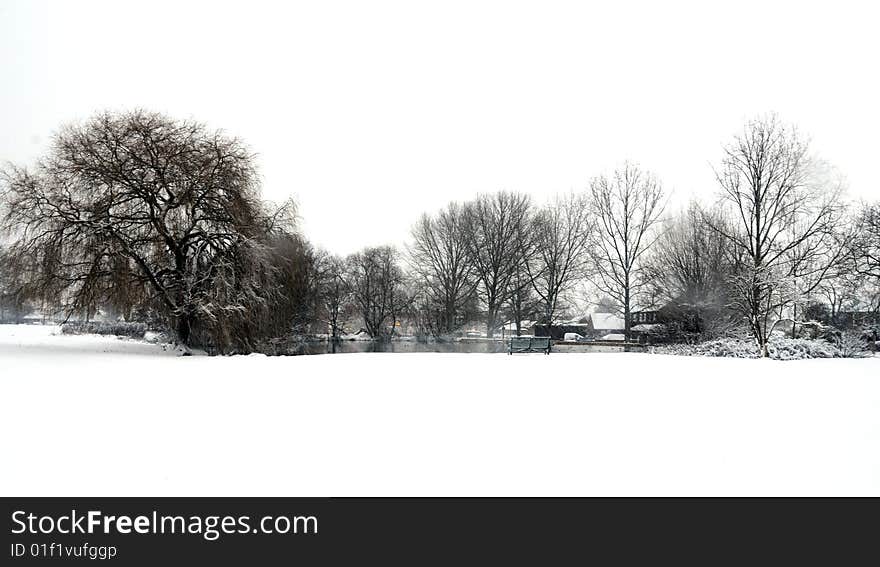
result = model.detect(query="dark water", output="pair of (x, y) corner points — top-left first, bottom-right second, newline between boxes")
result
(278, 340), (630, 356)
(291, 340), (509, 355)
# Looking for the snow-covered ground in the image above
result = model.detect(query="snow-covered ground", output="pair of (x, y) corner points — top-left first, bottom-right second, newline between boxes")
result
(1, 324), (878, 496)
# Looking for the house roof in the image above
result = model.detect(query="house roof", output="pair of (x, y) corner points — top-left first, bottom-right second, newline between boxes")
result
(590, 312), (624, 330)
(501, 320), (535, 331)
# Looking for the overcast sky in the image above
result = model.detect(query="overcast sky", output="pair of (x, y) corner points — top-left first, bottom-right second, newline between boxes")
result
(2, 0), (877, 254)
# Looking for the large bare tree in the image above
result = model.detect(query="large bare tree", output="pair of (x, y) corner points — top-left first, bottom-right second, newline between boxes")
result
(526, 193), (593, 328)
(408, 202), (477, 334)
(589, 163), (666, 344)
(463, 191), (532, 337)
(0, 110), (292, 349)
(346, 245), (408, 339)
(709, 115), (847, 357)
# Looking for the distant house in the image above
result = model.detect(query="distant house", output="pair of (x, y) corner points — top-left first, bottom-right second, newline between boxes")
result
(532, 321), (590, 340)
(532, 312), (627, 340)
(500, 320), (536, 336)
(531, 315), (591, 340)
(630, 310), (659, 325)
(587, 313), (624, 333)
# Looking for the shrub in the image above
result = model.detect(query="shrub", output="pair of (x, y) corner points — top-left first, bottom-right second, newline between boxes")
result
(836, 332), (872, 359)
(655, 336), (874, 360)
(656, 338), (760, 358)
(767, 338), (838, 360)
(60, 321), (148, 339)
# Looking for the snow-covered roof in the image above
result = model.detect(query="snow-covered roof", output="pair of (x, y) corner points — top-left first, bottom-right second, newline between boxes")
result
(590, 312), (624, 330)
(501, 320), (535, 331)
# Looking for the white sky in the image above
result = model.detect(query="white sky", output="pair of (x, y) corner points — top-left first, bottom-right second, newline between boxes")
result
(2, 0), (878, 254)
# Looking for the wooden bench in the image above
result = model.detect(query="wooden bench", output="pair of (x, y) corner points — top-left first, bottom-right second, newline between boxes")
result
(508, 336), (552, 355)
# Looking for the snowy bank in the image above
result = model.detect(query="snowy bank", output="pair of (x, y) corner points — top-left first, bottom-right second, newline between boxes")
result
(1, 325), (879, 496)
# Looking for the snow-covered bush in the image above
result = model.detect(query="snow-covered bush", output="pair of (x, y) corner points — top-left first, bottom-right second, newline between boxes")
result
(836, 332), (872, 359)
(656, 338), (760, 358)
(796, 320), (833, 340)
(655, 336), (873, 360)
(856, 326), (879, 353)
(61, 321), (148, 339)
(767, 338), (838, 360)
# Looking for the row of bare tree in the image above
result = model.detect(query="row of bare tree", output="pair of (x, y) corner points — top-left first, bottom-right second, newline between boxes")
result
(402, 171), (667, 342)
(1, 111), (878, 356)
(330, 116), (877, 357)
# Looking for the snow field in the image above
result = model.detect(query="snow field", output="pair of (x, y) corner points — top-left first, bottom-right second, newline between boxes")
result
(1, 325), (878, 495)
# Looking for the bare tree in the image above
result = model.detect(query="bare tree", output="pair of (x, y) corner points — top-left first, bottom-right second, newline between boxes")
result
(346, 245), (407, 339)
(589, 163), (666, 344)
(852, 203), (880, 322)
(408, 202), (477, 335)
(783, 216), (856, 337)
(643, 202), (740, 337)
(709, 115), (848, 357)
(317, 253), (351, 339)
(0, 110), (298, 350)
(526, 193), (593, 328)
(816, 269), (864, 327)
(646, 202), (728, 305)
(853, 202), (880, 282)
(462, 191), (532, 337)
(502, 260), (541, 336)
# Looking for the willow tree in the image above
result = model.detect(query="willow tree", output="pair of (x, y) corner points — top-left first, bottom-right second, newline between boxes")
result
(1, 110), (286, 349)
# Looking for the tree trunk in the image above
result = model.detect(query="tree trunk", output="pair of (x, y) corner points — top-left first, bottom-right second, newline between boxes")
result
(752, 278), (768, 357)
(754, 318), (770, 358)
(177, 312), (194, 348)
(445, 301), (455, 334)
(486, 303), (496, 338)
(623, 286), (631, 353)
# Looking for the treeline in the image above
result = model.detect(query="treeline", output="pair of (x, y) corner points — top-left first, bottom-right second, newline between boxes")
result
(1, 110), (878, 356)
